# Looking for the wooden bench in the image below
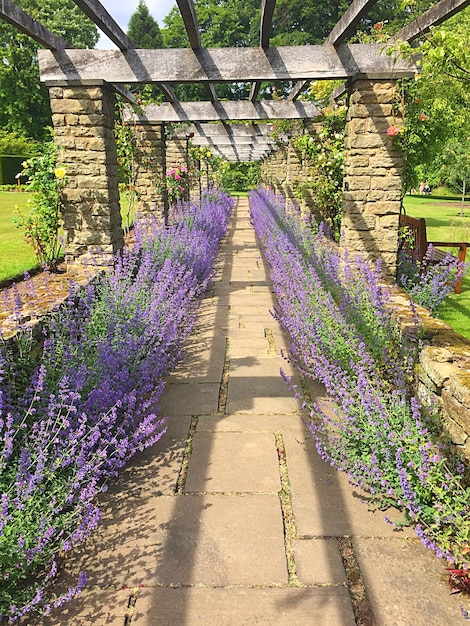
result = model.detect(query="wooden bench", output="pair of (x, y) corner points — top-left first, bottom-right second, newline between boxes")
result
(399, 213), (469, 294)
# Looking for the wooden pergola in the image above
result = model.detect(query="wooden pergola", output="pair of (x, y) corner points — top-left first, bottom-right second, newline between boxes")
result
(1, 0), (468, 267)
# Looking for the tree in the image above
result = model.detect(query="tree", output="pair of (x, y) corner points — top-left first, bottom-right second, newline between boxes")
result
(440, 139), (470, 215)
(127, 0), (163, 48)
(388, 7), (470, 193)
(0, 0), (98, 141)
(161, 0), (351, 100)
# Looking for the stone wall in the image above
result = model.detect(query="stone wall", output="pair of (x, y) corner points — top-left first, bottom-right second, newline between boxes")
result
(393, 293), (470, 460)
(132, 123), (165, 216)
(341, 79), (404, 276)
(50, 84), (123, 265)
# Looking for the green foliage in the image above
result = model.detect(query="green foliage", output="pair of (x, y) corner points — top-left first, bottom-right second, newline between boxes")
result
(0, 157), (26, 186)
(440, 139), (470, 214)
(14, 143), (65, 270)
(218, 162), (261, 191)
(388, 8), (470, 193)
(161, 0), (349, 100)
(0, 130), (37, 157)
(289, 108), (346, 239)
(0, 0), (98, 140)
(127, 0), (163, 47)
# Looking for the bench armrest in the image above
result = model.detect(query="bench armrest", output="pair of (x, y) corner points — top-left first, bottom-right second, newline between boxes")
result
(428, 241), (469, 265)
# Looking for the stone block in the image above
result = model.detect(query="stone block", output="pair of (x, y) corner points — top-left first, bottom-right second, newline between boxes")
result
(420, 349), (461, 388)
(342, 213), (376, 231)
(370, 176), (402, 191)
(344, 176), (371, 191)
(449, 371), (470, 408)
(441, 389), (470, 432)
(348, 134), (387, 149)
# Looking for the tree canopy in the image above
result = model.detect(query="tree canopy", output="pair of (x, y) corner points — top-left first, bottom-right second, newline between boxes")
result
(0, 0), (98, 141)
(127, 0), (163, 48)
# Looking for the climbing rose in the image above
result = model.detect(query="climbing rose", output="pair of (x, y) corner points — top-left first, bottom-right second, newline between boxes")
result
(386, 125), (400, 137)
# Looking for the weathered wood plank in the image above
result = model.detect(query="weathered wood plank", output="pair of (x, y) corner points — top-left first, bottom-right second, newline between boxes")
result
(0, 0), (71, 49)
(391, 0), (470, 43)
(71, 0), (134, 50)
(38, 44), (417, 84)
(124, 100), (320, 122)
(327, 0), (381, 45)
(287, 80), (308, 102)
(249, 81), (261, 101)
(260, 0), (276, 48)
(176, 0), (200, 48)
(187, 123), (275, 137)
(191, 135), (276, 145)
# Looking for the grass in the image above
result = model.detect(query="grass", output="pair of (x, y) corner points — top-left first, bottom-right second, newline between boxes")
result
(0, 190), (38, 284)
(0, 191), (132, 285)
(403, 191), (470, 340)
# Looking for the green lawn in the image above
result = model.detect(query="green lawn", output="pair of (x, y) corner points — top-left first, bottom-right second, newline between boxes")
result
(0, 191), (132, 285)
(0, 191), (38, 284)
(403, 192), (470, 340)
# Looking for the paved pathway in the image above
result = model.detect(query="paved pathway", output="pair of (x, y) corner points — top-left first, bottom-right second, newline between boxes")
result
(44, 198), (463, 625)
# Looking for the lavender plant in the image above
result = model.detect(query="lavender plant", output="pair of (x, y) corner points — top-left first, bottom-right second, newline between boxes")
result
(397, 244), (467, 313)
(0, 189), (234, 622)
(249, 188), (470, 584)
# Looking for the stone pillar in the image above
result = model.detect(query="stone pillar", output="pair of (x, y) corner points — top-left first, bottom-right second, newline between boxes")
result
(49, 83), (123, 266)
(132, 123), (165, 216)
(341, 79), (404, 276)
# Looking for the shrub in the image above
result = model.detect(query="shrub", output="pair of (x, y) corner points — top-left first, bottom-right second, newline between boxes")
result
(249, 188), (470, 593)
(0, 189), (234, 621)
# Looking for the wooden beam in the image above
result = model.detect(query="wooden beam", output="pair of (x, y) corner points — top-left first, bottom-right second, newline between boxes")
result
(0, 0), (71, 49)
(249, 81), (261, 102)
(260, 0), (276, 48)
(327, 0), (381, 46)
(39, 44), (417, 84)
(250, 0), (276, 101)
(287, 80), (308, 102)
(391, 0), (470, 43)
(187, 123), (274, 137)
(71, 0), (134, 50)
(123, 100), (320, 122)
(176, 0), (200, 48)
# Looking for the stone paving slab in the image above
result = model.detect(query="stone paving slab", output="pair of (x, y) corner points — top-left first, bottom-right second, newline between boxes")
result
(293, 538), (348, 586)
(284, 428), (414, 538)
(353, 537), (463, 625)
(66, 494), (288, 589)
(41, 589), (131, 626)
(197, 413), (307, 434)
(131, 587), (356, 625)
(158, 382), (220, 415)
(169, 336), (226, 382)
(106, 415), (191, 496)
(184, 431), (281, 493)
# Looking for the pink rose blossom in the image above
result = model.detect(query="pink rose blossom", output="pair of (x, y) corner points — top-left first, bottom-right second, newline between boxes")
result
(386, 125), (400, 137)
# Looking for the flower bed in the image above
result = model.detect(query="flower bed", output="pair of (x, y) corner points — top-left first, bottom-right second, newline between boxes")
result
(249, 187), (470, 614)
(0, 189), (234, 622)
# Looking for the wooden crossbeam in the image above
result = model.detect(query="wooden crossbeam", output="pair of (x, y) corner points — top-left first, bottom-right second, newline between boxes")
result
(191, 135), (276, 145)
(187, 123), (274, 137)
(260, 0), (276, 48)
(71, 0), (134, 50)
(391, 0), (470, 43)
(123, 99), (320, 122)
(176, 0), (200, 48)
(249, 0), (276, 102)
(327, 0), (381, 46)
(287, 79), (308, 102)
(71, 0), (178, 103)
(39, 44), (416, 84)
(0, 0), (71, 49)
(176, 1), (219, 102)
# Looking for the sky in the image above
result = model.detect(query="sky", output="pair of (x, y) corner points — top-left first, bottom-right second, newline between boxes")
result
(97, 0), (176, 48)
